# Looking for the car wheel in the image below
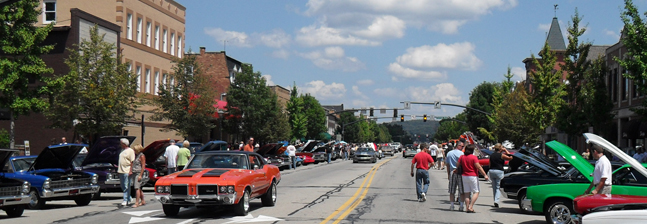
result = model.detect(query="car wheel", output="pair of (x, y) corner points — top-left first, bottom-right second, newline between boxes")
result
(162, 204), (180, 216)
(234, 189), (251, 216)
(74, 194), (92, 206)
(261, 181), (277, 206)
(517, 192), (527, 211)
(545, 199), (574, 224)
(3, 205), (25, 217)
(28, 189), (45, 209)
(91, 192), (102, 200)
(372, 158), (377, 163)
(353, 160), (357, 163)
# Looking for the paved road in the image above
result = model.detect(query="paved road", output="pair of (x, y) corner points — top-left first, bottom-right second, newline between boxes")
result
(1, 154), (548, 224)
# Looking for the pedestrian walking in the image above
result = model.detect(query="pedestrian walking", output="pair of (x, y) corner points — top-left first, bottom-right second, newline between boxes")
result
(164, 140), (180, 174)
(177, 140), (191, 171)
(326, 145), (332, 164)
(489, 143), (513, 207)
(243, 137), (255, 152)
(457, 144), (489, 213)
(429, 142), (438, 167)
(131, 144), (146, 208)
(118, 138), (135, 206)
(287, 143), (297, 170)
(446, 143), (464, 211)
(436, 144), (445, 170)
(410, 143), (435, 202)
(585, 144), (612, 195)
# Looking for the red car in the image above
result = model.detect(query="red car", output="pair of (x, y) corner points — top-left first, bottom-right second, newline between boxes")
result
(143, 139), (180, 186)
(295, 140), (321, 165)
(574, 194), (647, 216)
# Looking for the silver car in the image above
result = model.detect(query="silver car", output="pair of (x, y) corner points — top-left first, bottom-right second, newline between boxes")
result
(403, 148), (418, 158)
(353, 148), (377, 163)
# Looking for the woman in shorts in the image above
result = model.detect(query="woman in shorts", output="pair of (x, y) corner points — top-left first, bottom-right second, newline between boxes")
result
(457, 144), (489, 213)
(131, 144), (147, 207)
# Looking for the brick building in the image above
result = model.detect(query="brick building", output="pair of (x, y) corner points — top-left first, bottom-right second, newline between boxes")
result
(269, 85), (290, 111)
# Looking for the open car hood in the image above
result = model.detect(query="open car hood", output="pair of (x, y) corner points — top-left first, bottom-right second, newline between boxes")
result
(31, 144), (86, 171)
(83, 136), (135, 166)
(584, 133), (647, 179)
(300, 140), (321, 152)
(510, 148), (563, 176)
(547, 140), (594, 182)
(255, 143), (281, 156)
(0, 149), (18, 168)
(143, 140), (176, 164)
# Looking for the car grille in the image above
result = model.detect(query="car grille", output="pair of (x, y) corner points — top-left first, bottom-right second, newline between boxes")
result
(50, 178), (92, 189)
(314, 154), (325, 160)
(197, 185), (218, 195)
(0, 186), (21, 196)
(171, 185), (188, 195)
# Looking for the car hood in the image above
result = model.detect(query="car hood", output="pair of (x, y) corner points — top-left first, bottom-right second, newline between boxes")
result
(161, 168), (248, 181)
(255, 144), (281, 156)
(83, 136), (136, 166)
(31, 144), (86, 171)
(0, 149), (17, 168)
(510, 149), (563, 176)
(143, 140), (175, 164)
(584, 133), (647, 179)
(300, 141), (321, 153)
(547, 140), (594, 182)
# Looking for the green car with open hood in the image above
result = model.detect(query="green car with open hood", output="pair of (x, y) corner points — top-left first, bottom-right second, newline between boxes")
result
(522, 133), (647, 224)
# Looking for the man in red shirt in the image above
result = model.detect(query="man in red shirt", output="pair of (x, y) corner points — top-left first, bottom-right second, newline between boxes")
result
(410, 143), (435, 202)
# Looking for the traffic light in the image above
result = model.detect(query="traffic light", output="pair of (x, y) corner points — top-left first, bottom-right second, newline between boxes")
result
(370, 108), (374, 117)
(423, 114), (427, 122)
(400, 115), (404, 122)
(393, 109), (398, 118)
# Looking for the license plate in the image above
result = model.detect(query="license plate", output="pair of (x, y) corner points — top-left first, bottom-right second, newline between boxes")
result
(69, 189), (80, 195)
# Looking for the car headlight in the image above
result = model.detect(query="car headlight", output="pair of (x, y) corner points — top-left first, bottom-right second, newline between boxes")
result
(154, 171), (158, 178)
(156, 185), (170, 193)
(277, 159), (283, 163)
(228, 186), (235, 194)
(22, 181), (30, 194)
(106, 173), (112, 180)
(219, 185), (235, 194)
(43, 179), (51, 190)
(91, 174), (98, 184)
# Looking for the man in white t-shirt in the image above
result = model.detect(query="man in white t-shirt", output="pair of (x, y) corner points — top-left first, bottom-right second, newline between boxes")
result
(585, 144), (612, 195)
(164, 140), (180, 174)
(287, 143), (297, 170)
(429, 142), (439, 166)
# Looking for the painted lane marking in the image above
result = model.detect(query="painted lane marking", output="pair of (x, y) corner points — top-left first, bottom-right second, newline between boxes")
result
(128, 216), (165, 224)
(223, 213), (283, 223)
(176, 218), (196, 224)
(122, 210), (161, 217)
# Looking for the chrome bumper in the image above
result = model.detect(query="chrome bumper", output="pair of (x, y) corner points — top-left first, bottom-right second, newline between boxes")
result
(105, 179), (120, 185)
(0, 195), (30, 206)
(155, 193), (237, 205)
(41, 185), (100, 198)
(521, 199), (532, 211)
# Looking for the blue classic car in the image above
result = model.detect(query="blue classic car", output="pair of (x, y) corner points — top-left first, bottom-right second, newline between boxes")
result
(6, 144), (99, 209)
(0, 149), (31, 217)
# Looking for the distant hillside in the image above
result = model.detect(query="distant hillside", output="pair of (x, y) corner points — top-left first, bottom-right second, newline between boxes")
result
(400, 120), (440, 140)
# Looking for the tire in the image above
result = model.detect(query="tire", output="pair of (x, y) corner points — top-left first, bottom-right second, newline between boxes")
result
(74, 194), (92, 206)
(353, 160), (357, 163)
(261, 181), (277, 206)
(91, 191), (102, 200)
(162, 204), (180, 216)
(544, 198), (575, 224)
(3, 205), (25, 217)
(234, 189), (251, 216)
(372, 158), (377, 163)
(28, 189), (45, 209)
(517, 192), (527, 211)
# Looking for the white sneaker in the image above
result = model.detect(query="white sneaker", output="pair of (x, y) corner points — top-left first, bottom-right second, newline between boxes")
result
(121, 201), (127, 206)
(450, 204), (455, 211)
(458, 206), (464, 211)
(421, 193), (426, 202)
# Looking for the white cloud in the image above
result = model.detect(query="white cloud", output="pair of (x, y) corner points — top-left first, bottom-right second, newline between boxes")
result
(295, 24), (381, 47)
(373, 87), (402, 98)
(388, 63), (447, 81)
(352, 85), (369, 100)
(604, 29), (620, 40)
(271, 49), (290, 59)
(405, 83), (463, 104)
(511, 67), (526, 81)
(300, 80), (347, 100)
(395, 43), (482, 70)
(354, 15), (406, 39)
(297, 48), (365, 72)
(204, 27), (252, 47)
(204, 28), (292, 48)
(352, 99), (369, 107)
(356, 79), (374, 85)
(262, 75), (275, 86)
(304, 0), (517, 35)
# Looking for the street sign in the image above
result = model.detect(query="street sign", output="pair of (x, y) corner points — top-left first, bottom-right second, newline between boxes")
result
(380, 108), (386, 114)
(411, 115), (416, 120)
(434, 101), (441, 109)
(404, 101), (411, 109)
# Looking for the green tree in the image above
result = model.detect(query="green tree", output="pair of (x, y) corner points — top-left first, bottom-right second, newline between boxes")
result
(466, 81), (496, 142)
(524, 43), (566, 144)
(260, 97), (291, 142)
(286, 84), (307, 141)
(337, 112), (359, 142)
(583, 57), (615, 137)
(479, 68), (514, 142)
(0, 0), (54, 148)
(0, 129), (8, 148)
(618, 0), (647, 117)
(47, 25), (137, 141)
(383, 122), (411, 144)
(302, 94), (326, 140)
(495, 83), (537, 146)
(225, 64), (278, 144)
(151, 53), (216, 140)
(434, 112), (469, 142)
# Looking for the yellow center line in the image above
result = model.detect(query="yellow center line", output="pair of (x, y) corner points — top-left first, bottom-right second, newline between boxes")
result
(320, 156), (396, 224)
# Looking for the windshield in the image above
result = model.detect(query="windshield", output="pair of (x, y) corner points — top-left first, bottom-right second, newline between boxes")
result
(357, 148), (372, 152)
(186, 154), (249, 169)
(13, 158), (36, 172)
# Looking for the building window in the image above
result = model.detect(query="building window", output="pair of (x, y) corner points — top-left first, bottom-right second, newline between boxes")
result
(163, 29), (167, 53)
(170, 33), (175, 56)
(43, 0), (56, 23)
(154, 26), (160, 50)
(623, 69), (628, 101)
(613, 69), (618, 102)
(146, 22), (151, 47)
(170, 77), (175, 87)
(126, 14), (133, 40)
(136, 17), (142, 43)
(177, 36), (182, 58)
(145, 69), (151, 93)
(162, 73), (168, 88)
(136, 66), (142, 92)
(154, 72), (160, 95)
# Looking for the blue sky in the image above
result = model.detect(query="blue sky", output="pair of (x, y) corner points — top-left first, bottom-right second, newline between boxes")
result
(176, 0), (647, 120)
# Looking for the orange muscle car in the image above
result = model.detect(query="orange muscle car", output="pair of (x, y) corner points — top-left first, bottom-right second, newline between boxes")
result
(154, 151), (281, 216)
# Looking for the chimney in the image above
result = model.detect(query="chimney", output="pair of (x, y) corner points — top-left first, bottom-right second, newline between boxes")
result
(199, 46), (206, 55)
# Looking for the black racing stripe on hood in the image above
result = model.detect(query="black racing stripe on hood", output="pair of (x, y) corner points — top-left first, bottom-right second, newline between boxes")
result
(177, 169), (201, 177)
(202, 169), (229, 177)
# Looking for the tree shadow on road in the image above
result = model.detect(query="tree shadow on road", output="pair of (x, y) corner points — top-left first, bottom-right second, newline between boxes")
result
(489, 207), (542, 216)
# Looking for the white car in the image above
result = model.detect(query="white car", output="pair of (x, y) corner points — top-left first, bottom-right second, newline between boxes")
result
(582, 209), (647, 224)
